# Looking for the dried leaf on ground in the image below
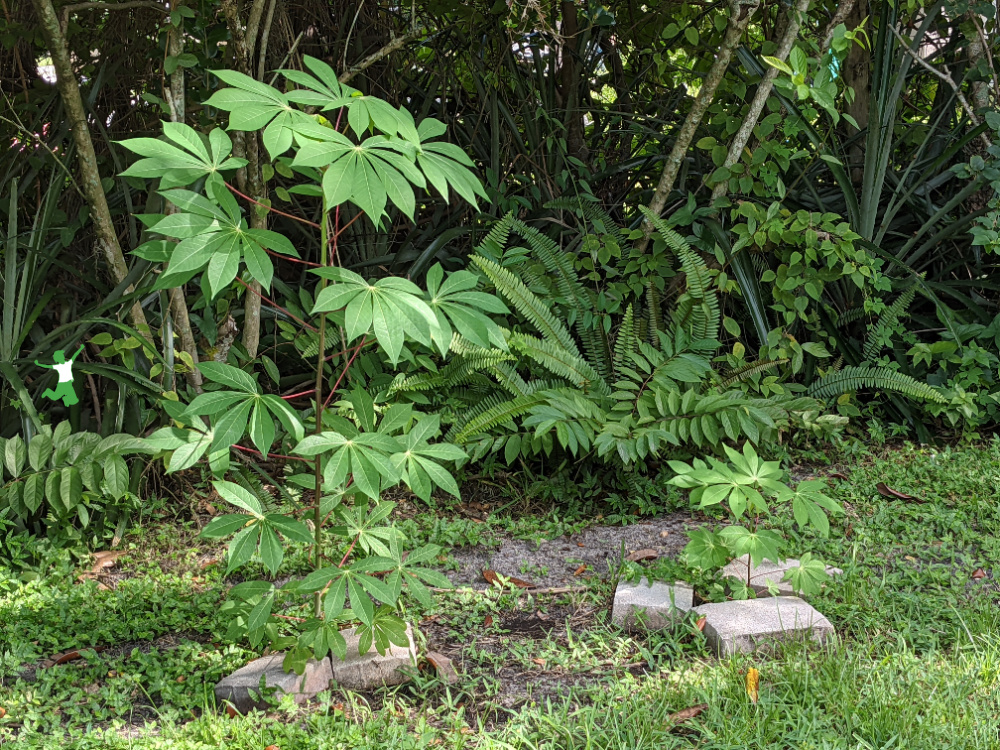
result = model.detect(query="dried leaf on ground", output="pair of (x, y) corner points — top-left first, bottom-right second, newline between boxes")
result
(574, 564), (587, 576)
(225, 704), (238, 718)
(531, 658), (546, 666)
(829, 472), (849, 480)
(425, 651), (460, 684)
(667, 703), (707, 724)
(746, 667), (760, 703)
(660, 530), (671, 538)
(971, 568), (987, 580)
(626, 548), (658, 562)
(484, 615), (494, 627)
(876, 482), (923, 502)
(695, 616), (707, 632)
(0, 707), (7, 718)
(482, 569), (535, 588)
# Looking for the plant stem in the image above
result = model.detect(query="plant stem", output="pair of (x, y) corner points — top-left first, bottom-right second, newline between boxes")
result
(312, 203), (330, 618)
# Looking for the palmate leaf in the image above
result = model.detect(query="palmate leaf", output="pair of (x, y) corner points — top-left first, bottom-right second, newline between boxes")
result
(311, 267), (437, 363)
(119, 123), (246, 189)
(425, 263), (509, 353)
(183, 363), (305, 455)
(145, 180), (297, 296)
(389, 415), (467, 500)
(292, 124), (425, 225)
(294, 430), (402, 498)
(202, 71), (306, 157)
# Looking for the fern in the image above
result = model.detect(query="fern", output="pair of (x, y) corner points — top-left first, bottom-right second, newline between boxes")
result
(509, 333), (611, 396)
(451, 392), (549, 443)
(612, 304), (640, 378)
(808, 366), (945, 403)
(506, 217), (611, 377)
(472, 256), (581, 356)
(863, 286), (917, 360)
(720, 359), (790, 388)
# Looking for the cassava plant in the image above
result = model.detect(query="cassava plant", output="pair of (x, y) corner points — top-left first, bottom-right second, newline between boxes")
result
(667, 442), (842, 595)
(120, 57), (502, 673)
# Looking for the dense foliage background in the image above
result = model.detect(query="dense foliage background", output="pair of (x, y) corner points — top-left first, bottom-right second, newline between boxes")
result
(1, 0), (999, 543)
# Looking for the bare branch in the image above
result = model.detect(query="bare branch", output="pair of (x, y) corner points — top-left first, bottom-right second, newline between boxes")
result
(339, 27), (427, 84)
(889, 24), (991, 149)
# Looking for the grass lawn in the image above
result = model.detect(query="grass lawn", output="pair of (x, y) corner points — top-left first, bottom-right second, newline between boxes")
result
(1, 442), (998, 748)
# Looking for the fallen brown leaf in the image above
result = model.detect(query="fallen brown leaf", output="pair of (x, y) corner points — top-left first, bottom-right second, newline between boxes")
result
(971, 568), (987, 580)
(695, 616), (707, 632)
(667, 703), (707, 724)
(482, 569), (535, 588)
(828, 472), (849, 481)
(574, 564), (587, 576)
(265, 746), (280, 750)
(659, 530), (671, 538)
(746, 667), (760, 703)
(425, 651), (460, 684)
(484, 615), (494, 627)
(176, 676), (186, 683)
(577, 542), (585, 548)
(626, 548), (658, 563)
(876, 482), (923, 503)
(531, 658), (546, 666)
(225, 704), (238, 718)
(0, 707), (7, 718)
(535, 610), (549, 620)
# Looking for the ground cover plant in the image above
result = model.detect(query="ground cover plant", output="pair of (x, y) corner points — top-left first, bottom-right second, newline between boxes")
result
(1, 442), (998, 748)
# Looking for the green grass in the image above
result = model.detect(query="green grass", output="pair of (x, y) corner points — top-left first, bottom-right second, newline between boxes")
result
(1, 442), (999, 748)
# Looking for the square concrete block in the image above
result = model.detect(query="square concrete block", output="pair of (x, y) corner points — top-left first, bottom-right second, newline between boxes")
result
(721, 555), (843, 596)
(612, 576), (694, 631)
(215, 653), (332, 713)
(329, 624), (417, 690)
(693, 596), (835, 656)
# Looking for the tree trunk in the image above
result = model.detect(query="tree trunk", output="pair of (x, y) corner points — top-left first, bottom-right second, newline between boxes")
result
(31, 0), (153, 344)
(165, 3), (203, 391)
(221, 0), (266, 360)
(710, 0), (810, 208)
(636, 0), (761, 251)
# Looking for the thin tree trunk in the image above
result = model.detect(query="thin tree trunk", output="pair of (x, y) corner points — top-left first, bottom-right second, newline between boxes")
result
(710, 0), (810, 208)
(221, 0), (265, 359)
(31, 0), (153, 344)
(636, 0), (761, 252)
(165, 3), (203, 391)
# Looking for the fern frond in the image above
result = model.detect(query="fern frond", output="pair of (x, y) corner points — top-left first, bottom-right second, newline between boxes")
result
(808, 366), (945, 403)
(863, 287), (917, 360)
(646, 281), (662, 341)
(473, 212), (517, 263)
(719, 359), (789, 388)
(471, 255), (581, 356)
(388, 349), (515, 395)
(451, 392), (548, 443)
(612, 304), (640, 379)
(507, 217), (611, 378)
(509, 333), (611, 396)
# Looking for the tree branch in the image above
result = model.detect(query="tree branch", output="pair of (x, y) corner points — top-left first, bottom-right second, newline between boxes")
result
(32, 0), (153, 344)
(889, 24), (991, 149)
(338, 27), (427, 84)
(710, 0), (810, 207)
(636, 0), (760, 251)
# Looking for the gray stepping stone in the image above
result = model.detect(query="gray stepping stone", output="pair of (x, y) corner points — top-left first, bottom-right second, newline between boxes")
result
(329, 624), (417, 690)
(721, 555), (843, 596)
(215, 653), (332, 714)
(693, 596), (835, 656)
(611, 576), (694, 631)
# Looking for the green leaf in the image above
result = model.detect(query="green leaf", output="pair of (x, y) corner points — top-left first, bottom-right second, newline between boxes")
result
(27, 434), (52, 472)
(214, 479), (266, 517)
(198, 362), (259, 393)
(210, 398), (253, 452)
(202, 514), (253, 539)
(102, 455), (130, 500)
(782, 552), (830, 596)
(22, 473), (44, 513)
(683, 529), (730, 569)
(258, 525), (284, 575)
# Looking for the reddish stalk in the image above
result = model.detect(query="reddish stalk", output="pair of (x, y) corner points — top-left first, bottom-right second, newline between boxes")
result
(235, 277), (318, 332)
(226, 182), (321, 228)
(324, 335), (367, 409)
(231, 443), (311, 463)
(281, 387), (316, 401)
(333, 210), (363, 238)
